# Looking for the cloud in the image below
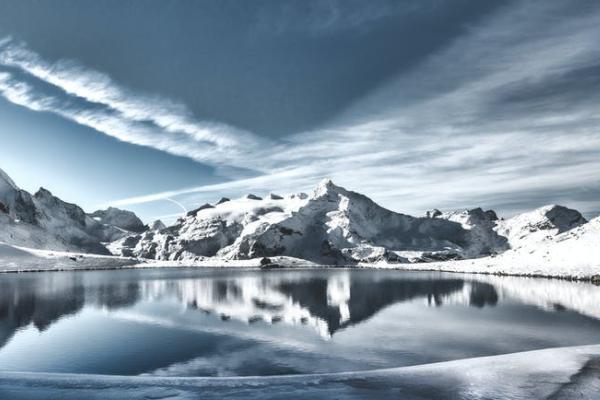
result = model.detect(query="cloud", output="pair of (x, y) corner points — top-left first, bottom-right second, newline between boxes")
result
(124, 0), (600, 218)
(3, 0), (600, 220)
(254, 0), (412, 35)
(0, 37), (270, 170)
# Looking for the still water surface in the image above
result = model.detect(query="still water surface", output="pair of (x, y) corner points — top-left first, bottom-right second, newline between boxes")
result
(1, 268), (599, 376)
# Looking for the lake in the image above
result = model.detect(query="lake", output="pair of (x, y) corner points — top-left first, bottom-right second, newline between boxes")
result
(1, 268), (600, 377)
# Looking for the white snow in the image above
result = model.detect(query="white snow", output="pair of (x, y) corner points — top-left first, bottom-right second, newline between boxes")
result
(0, 344), (598, 399)
(373, 216), (600, 279)
(0, 242), (139, 272)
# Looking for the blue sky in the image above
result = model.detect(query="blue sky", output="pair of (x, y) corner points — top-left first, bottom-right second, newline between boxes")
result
(1, 0), (599, 223)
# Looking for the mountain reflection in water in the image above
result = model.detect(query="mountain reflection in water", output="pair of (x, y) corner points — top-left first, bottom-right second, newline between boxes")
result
(2, 268), (600, 377)
(0, 269), (503, 346)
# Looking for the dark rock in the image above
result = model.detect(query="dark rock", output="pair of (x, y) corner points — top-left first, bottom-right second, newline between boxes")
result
(260, 257), (272, 266)
(268, 193), (284, 200)
(186, 203), (215, 216)
(216, 197), (231, 204)
(89, 206), (146, 233)
(279, 226), (299, 236)
(426, 209), (442, 218)
(246, 194), (262, 200)
(484, 210), (498, 220)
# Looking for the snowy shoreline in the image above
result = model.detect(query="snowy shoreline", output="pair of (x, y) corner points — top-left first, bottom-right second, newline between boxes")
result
(1, 344), (599, 399)
(1, 241), (599, 283)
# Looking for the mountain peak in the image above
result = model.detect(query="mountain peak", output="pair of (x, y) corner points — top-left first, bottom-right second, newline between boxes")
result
(313, 178), (343, 198)
(34, 187), (55, 199)
(90, 207), (146, 233)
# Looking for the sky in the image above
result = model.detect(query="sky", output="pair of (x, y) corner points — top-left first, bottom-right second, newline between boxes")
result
(0, 0), (599, 224)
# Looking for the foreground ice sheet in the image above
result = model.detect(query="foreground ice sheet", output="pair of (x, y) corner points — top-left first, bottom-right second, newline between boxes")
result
(0, 345), (598, 399)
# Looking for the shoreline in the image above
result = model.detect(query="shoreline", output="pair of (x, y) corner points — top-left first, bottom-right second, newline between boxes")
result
(2, 241), (599, 282)
(1, 256), (599, 284)
(0, 344), (598, 399)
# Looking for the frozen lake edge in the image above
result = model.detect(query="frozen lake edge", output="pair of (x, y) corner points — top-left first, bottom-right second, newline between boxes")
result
(0, 344), (599, 399)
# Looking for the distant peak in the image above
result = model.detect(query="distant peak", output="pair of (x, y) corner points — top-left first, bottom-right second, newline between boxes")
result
(511, 204), (587, 234)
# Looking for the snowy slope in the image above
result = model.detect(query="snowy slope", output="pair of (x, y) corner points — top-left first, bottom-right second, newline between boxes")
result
(487, 216), (600, 275)
(381, 216), (600, 279)
(0, 242), (138, 272)
(0, 168), (146, 254)
(495, 204), (587, 249)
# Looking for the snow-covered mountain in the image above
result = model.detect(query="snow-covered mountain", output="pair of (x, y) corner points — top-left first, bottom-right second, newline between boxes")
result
(0, 168), (145, 254)
(487, 215), (600, 273)
(108, 179), (590, 266)
(494, 205), (587, 249)
(2, 167), (593, 269)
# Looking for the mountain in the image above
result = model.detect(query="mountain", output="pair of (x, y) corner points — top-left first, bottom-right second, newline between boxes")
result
(494, 205), (587, 249)
(89, 207), (147, 233)
(0, 168), (145, 254)
(486, 215), (600, 273)
(2, 167), (593, 268)
(108, 179), (589, 265)
(429, 204), (587, 254)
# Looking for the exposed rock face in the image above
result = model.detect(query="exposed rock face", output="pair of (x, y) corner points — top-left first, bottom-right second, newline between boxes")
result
(32, 188), (111, 254)
(217, 180), (474, 264)
(430, 207), (509, 259)
(0, 168), (145, 254)
(109, 217), (244, 260)
(0, 170), (39, 225)
(89, 207), (146, 233)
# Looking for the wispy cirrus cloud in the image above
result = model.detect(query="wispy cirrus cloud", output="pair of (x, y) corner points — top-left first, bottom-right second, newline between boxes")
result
(115, 0), (600, 219)
(2, 0), (600, 222)
(0, 36), (269, 170)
